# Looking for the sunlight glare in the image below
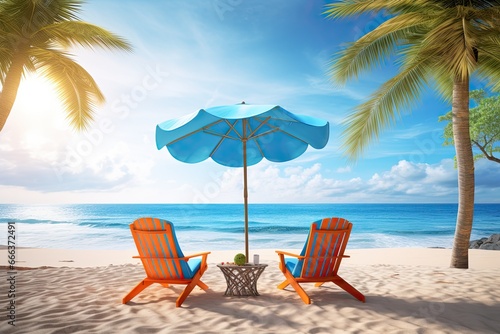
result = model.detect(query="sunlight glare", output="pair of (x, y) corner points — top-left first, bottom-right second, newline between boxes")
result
(15, 74), (66, 129)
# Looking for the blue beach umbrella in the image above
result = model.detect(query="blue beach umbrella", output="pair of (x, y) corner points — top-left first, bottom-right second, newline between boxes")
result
(155, 102), (330, 260)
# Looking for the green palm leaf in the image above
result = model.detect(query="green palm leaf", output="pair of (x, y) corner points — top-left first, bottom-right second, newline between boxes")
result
(330, 12), (431, 84)
(326, 0), (500, 268)
(34, 21), (132, 51)
(341, 61), (430, 161)
(0, 0), (132, 132)
(31, 48), (105, 130)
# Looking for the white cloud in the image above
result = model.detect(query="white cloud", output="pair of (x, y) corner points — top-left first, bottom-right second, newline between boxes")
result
(336, 166), (352, 173)
(366, 160), (457, 198)
(0, 127), (154, 193)
(2, 146), (499, 203)
(177, 159), (498, 204)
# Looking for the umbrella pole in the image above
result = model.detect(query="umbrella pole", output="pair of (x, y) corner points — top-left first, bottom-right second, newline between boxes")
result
(243, 141), (250, 263)
(243, 138), (249, 263)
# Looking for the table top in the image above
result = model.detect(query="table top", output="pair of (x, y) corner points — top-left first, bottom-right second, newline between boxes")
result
(216, 263), (268, 268)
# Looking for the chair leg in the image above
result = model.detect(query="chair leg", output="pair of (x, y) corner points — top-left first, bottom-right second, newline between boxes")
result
(197, 280), (209, 290)
(282, 271), (311, 304)
(176, 272), (205, 307)
(288, 281), (311, 304)
(332, 276), (366, 302)
(122, 279), (154, 304)
(277, 280), (290, 289)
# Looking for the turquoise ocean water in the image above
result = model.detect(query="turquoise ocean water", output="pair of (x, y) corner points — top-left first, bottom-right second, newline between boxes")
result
(0, 203), (498, 252)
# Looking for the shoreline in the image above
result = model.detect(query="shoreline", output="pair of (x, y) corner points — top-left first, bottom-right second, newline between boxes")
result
(1, 246), (499, 269)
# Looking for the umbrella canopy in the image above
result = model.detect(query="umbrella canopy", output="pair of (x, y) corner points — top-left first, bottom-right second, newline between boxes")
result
(155, 103), (330, 260)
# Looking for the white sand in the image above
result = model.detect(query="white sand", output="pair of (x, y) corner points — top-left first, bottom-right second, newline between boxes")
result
(1, 247), (499, 333)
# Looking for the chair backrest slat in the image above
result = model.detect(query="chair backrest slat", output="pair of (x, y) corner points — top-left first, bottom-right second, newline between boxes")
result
(299, 217), (352, 278)
(130, 217), (190, 280)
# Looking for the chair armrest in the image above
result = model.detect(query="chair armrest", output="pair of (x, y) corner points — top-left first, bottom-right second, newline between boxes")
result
(276, 250), (305, 274)
(133, 251), (211, 262)
(275, 251), (348, 259)
(275, 250), (305, 259)
(185, 251), (211, 259)
(185, 252), (210, 265)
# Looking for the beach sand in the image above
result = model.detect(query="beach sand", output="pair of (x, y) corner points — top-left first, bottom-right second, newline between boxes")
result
(1, 247), (499, 333)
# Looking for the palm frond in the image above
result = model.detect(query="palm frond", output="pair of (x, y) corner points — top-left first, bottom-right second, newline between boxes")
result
(430, 66), (454, 102)
(24, 54), (37, 73)
(433, 0), (500, 8)
(326, 0), (500, 161)
(330, 12), (430, 84)
(33, 21), (132, 51)
(476, 40), (500, 65)
(474, 6), (500, 26)
(475, 51), (500, 91)
(324, 0), (385, 18)
(0, 0), (83, 37)
(0, 0), (131, 132)
(30, 48), (105, 130)
(324, 0), (437, 19)
(396, 32), (456, 101)
(44, 0), (83, 21)
(341, 62), (430, 161)
(417, 13), (478, 80)
(0, 46), (12, 84)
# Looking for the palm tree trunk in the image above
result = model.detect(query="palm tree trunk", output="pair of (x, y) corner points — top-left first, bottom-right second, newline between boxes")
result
(450, 76), (475, 269)
(0, 54), (26, 132)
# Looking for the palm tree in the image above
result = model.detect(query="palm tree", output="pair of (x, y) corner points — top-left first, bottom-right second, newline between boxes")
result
(325, 0), (500, 268)
(0, 0), (132, 132)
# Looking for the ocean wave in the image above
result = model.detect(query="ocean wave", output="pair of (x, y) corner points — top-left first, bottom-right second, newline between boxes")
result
(1, 203), (498, 250)
(387, 229), (455, 236)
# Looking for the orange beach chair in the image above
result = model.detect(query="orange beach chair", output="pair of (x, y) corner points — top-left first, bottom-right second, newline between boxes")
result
(122, 217), (210, 307)
(276, 217), (365, 304)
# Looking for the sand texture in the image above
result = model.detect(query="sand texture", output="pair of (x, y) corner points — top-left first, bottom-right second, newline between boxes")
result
(0, 248), (499, 333)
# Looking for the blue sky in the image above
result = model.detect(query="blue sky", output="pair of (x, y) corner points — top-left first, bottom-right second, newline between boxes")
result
(0, 0), (499, 204)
